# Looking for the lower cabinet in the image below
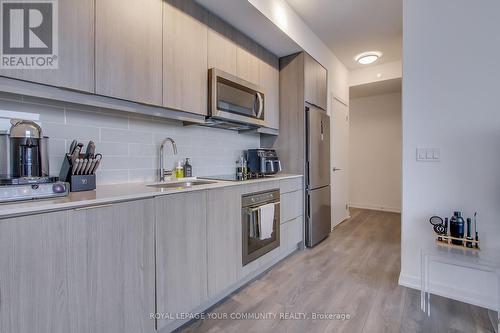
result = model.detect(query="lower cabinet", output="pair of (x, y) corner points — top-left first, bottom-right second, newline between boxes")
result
(281, 216), (304, 256)
(155, 191), (208, 330)
(206, 186), (243, 297)
(0, 200), (156, 333)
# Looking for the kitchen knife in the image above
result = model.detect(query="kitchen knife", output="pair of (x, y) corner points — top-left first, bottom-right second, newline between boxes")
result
(74, 159), (83, 175)
(80, 159), (88, 175)
(69, 139), (78, 155)
(71, 158), (80, 175)
(85, 141), (95, 159)
(84, 158), (94, 175)
(71, 146), (81, 165)
(91, 155), (102, 174)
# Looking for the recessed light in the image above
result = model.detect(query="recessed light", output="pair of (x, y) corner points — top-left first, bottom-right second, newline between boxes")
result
(354, 51), (382, 65)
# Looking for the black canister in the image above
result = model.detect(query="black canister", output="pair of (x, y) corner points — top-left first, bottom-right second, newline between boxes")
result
(450, 211), (465, 245)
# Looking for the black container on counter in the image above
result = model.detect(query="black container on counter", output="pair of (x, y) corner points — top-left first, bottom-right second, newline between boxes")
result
(183, 158), (192, 178)
(450, 211), (465, 245)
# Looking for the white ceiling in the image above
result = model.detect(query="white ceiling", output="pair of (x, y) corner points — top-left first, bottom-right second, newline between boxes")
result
(286, 0), (402, 69)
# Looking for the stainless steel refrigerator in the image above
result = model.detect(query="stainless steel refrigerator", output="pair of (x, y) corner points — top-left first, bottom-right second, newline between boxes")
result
(305, 104), (331, 247)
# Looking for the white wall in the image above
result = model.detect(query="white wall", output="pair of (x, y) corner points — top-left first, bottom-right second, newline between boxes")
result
(400, 0), (500, 309)
(349, 92), (401, 213)
(349, 60), (402, 87)
(0, 92), (260, 184)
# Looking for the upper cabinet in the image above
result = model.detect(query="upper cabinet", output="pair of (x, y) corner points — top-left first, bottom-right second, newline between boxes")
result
(207, 13), (237, 76)
(259, 47), (280, 130)
(304, 53), (328, 110)
(0, 0), (280, 130)
(163, 0), (208, 116)
(0, 0), (94, 92)
(95, 0), (163, 105)
(236, 35), (260, 85)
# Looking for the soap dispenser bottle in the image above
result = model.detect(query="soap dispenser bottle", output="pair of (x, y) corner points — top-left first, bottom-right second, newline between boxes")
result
(175, 160), (184, 179)
(183, 158), (192, 177)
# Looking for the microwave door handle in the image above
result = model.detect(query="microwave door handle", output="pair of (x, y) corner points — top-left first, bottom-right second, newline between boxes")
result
(256, 93), (264, 119)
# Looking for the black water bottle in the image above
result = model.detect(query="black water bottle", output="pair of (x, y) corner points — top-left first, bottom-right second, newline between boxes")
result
(450, 211), (465, 245)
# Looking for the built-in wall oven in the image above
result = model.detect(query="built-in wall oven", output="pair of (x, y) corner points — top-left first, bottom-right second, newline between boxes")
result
(208, 68), (265, 128)
(242, 189), (280, 266)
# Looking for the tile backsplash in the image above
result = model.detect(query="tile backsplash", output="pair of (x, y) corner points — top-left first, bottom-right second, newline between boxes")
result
(0, 92), (260, 184)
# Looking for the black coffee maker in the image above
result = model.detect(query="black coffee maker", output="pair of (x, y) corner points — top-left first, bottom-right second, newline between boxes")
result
(0, 119), (50, 181)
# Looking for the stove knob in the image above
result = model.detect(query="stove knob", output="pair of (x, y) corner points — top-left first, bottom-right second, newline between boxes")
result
(52, 183), (66, 193)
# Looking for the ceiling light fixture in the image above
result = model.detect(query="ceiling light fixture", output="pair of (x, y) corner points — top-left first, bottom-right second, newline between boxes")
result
(354, 51), (382, 65)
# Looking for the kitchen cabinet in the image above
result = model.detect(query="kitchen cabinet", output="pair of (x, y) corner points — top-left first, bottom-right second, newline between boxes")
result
(280, 190), (303, 223)
(304, 53), (328, 110)
(259, 47), (280, 130)
(0, 200), (155, 333)
(0, 211), (70, 333)
(236, 35), (260, 85)
(155, 191), (208, 329)
(67, 200), (156, 333)
(207, 13), (237, 76)
(0, 0), (94, 92)
(163, 0), (208, 116)
(207, 186), (243, 297)
(95, 0), (162, 105)
(280, 216), (303, 256)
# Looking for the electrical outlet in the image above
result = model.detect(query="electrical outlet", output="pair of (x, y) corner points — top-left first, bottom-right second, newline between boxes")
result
(416, 148), (441, 162)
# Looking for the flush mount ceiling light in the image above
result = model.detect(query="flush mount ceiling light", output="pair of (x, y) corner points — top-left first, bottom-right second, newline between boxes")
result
(354, 51), (382, 65)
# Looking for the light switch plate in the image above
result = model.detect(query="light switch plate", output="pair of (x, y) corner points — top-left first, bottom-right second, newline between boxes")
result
(416, 148), (441, 162)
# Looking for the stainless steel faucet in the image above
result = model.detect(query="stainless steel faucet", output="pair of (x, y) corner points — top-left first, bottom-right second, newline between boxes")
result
(159, 138), (177, 182)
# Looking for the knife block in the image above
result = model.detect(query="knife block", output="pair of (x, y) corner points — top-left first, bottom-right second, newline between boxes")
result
(59, 155), (97, 192)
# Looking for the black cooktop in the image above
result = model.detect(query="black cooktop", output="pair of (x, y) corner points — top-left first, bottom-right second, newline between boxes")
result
(0, 176), (59, 186)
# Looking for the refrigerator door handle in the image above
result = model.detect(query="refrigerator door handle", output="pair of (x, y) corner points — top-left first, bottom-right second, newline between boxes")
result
(307, 194), (311, 219)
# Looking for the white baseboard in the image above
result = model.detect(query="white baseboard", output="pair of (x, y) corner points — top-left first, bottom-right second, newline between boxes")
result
(349, 202), (401, 213)
(398, 273), (497, 311)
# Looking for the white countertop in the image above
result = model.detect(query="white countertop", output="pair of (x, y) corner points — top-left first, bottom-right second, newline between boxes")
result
(0, 174), (302, 219)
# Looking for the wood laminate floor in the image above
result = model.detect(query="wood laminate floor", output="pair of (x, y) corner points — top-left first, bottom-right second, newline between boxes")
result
(179, 208), (494, 333)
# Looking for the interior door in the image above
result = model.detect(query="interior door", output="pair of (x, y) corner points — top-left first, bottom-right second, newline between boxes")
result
(331, 97), (350, 229)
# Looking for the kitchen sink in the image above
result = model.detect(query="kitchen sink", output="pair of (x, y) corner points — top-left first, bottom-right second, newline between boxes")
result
(147, 180), (217, 189)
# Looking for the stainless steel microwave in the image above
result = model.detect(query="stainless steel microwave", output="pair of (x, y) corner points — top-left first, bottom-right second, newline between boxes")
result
(208, 68), (265, 128)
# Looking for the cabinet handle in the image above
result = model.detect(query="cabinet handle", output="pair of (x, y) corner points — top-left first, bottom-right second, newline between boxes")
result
(74, 203), (113, 211)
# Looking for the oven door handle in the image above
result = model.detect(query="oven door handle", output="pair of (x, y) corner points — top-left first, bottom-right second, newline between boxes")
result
(247, 201), (280, 212)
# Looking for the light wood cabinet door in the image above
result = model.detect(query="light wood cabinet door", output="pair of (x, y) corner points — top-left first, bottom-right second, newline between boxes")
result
(0, 0), (94, 92)
(304, 53), (319, 108)
(304, 53), (327, 110)
(155, 191), (208, 329)
(0, 200), (155, 333)
(207, 186), (242, 297)
(207, 13), (237, 75)
(95, 0), (162, 105)
(259, 47), (280, 130)
(67, 200), (156, 333)
(163, 0), (208, 116)
(236, 34), (260, 85)
(0, 211), (70, 333)
(316, 61), (328, 110)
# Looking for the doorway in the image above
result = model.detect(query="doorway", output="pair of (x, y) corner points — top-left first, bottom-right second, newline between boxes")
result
(348, 78), (402, 213)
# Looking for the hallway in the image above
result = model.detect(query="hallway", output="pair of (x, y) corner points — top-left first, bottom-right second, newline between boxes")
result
(180, 209), (494, 333)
